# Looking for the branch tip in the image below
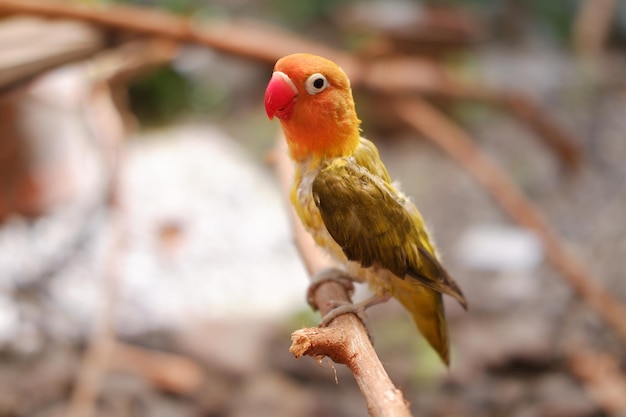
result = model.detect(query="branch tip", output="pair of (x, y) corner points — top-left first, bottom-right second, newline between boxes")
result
(289, 328), (314, 358)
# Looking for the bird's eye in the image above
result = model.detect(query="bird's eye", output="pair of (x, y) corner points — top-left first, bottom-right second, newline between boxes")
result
(305, 73), (328, 95)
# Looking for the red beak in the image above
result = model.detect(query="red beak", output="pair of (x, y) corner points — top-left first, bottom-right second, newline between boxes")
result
(264, 71), (297, 120)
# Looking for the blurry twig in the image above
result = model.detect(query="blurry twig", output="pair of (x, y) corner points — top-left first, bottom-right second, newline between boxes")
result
(110, 342), (205, 395)
(0, 17), (104, 93)
(568, 348), (626, 415)
(88, 38), (179, 86)
(496, 92), (582, 169)
(65, 198), (121, 417)
(572, 0), (618, 56)
(393, 96), (626, 346)
(271, 137), (413, 417)
(65, 60), (129, 417)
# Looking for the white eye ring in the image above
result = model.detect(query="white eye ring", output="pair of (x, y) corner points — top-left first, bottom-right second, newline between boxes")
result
(305, 73), (328, 95)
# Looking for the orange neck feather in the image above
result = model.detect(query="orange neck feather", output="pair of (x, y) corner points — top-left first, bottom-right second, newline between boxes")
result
(280, 94), (361, 163)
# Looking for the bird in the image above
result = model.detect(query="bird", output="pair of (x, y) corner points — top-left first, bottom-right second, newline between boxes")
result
(264, 53), (467, 365)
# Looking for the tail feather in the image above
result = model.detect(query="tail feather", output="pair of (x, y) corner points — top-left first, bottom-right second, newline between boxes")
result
(394, 282), (450, 366)
(408, 246), (468, 310)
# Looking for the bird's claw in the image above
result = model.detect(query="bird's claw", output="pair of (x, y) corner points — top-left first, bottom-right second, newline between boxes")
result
(319, 299), (371, 328)
(306, 268), (392, 344)
(306, 267), (356, 311)
(318, 293), (392, 344)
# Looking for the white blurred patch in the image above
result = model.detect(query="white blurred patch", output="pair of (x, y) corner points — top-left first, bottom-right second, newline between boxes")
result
(116, 125), (309, 330)
(43, 124), (310, 336)
(455, 224), (544, 272)
(0, 295), (18, 345)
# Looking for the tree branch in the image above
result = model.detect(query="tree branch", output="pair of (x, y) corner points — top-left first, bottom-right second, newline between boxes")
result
(271, 137), (413, 417)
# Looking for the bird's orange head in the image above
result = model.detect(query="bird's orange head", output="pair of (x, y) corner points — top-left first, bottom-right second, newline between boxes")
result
(265, 53), (361, 162)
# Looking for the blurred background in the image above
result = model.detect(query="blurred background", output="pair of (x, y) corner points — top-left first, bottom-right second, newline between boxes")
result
(1, 0), (625, 416)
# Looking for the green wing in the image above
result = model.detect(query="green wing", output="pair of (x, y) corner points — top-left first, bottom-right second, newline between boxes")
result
(312, 157), (467, 308)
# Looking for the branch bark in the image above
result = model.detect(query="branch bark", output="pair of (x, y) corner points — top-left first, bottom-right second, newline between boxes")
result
(271, 137), (413, 417)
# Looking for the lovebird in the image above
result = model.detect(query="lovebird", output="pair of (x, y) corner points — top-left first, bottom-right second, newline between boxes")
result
(264, 53), (467, 365)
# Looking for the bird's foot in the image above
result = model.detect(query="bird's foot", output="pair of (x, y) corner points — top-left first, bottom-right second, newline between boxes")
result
(318, 293), (392, 345)
(307, 268), (391, 343)
(319, 293), (391, 327)
(306, 267), (356, 311)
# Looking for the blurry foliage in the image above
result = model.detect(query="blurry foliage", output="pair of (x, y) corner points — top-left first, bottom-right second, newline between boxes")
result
(128, 66), (191, 126)
(423, 0), (588, 43)
(106, 0), (357, 24)
(522, 0), (578, 40)
(287, 308), (319, 330)
(264, 0), (354, 29)
(128, 65), (226, 126)
(108, 0), (200, 15)
(616, 1), (626, 42)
